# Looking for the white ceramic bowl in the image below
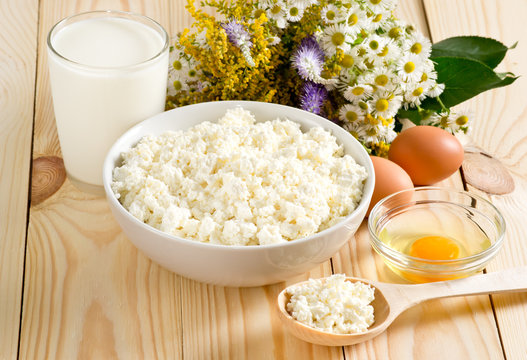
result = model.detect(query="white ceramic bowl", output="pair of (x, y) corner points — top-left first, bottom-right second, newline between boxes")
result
(103, 101), (374, 286)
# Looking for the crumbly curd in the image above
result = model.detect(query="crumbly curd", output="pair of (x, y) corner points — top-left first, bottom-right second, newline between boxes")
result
(111, 107), (367, 245)
(286, 274), (375, 334)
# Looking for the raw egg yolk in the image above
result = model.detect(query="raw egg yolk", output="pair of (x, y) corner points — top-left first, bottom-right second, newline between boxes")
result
(409, 236), (460, 260)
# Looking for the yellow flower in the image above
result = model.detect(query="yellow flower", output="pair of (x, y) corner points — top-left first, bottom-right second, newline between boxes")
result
(370, 141), (390, 158)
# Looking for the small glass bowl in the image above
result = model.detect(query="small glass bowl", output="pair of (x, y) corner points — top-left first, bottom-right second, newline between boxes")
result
(368, 187), (506, 283)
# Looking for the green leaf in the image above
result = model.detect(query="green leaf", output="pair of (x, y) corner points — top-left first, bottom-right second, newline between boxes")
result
(397, 56), (518, 123)
(433, 56), (517, 108)
(431, 36), (511, 69)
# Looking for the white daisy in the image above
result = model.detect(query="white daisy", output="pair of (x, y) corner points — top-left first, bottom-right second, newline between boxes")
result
(422, 113), (451, 133)
(170, 54), (185, 75)
(360, 123), (384, 145)
(370, 67), (396, 90)
(364, 34), (392, 67)
(320, 24), (353, 55)
(397, 53), (424, 82)
(168, 48), (202, 95)
(378, 37), (398, 59)
(364, 0), (398, 13)
(339, 50), (358, 70)
(404, 31), (432, 60)
(404, 84), (427, 108)
(355, 71), (375, 87)
(357, 100), (371, 113)
(346, 6), (368, 34)
(362, 10), (391, 32)
(380, 39), (402, 64)
(344, 84), (374, 103)
(265, 36), (280, 46)
(350, 45), (371, 71)
(427, 83), (445, 98)
(266, 0), (288, 28)
(385, 19), (405, 40)
(370, 90), (402, 118)
(286, 1), (305, 22)
(339, 103), (364, 123)
(419, 61), (437, 84)
(422, 109), (471, 134)
(343, 120), (367, 140)
(365, 34), (388, 54)
(417, 63), (442, 96)
(321, 4), (342, 24)
(252, 2), (268, 20)
(167, 72), (190, 94)
(451, 109), (473, 133)
(422, 112), (450, 128)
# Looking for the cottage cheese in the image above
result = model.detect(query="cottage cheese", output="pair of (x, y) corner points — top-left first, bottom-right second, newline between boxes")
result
(286, 274), (375, 334)
(111, 107), (367, 245)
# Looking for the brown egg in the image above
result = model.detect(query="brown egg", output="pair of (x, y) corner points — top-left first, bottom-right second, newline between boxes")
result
(368, 156), (414, 216)
(388, 126), (464, 185)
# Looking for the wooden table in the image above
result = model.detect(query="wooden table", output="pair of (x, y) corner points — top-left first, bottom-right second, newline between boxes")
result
(2, 0), (526, 359)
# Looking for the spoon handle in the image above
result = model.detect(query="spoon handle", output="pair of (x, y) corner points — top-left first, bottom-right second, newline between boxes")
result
(392, 267), (527, 308)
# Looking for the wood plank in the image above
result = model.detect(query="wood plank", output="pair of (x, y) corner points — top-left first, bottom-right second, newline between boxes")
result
(168, 0), (219, 36)
(169, 0), (195, 36)
(179, 265), (343, 360)
(424, 0), (527, 358)
(336, 1), (503, 358)
(0, 0), (38, 359)
(396, 0), (430, 38)
(20, 1), (182, 359)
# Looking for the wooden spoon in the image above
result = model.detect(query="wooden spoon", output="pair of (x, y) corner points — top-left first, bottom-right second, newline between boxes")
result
(277, 267), (527, 346)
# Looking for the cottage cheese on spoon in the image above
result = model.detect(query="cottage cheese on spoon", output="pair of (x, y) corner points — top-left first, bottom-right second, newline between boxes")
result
(286, 274), (375, 334)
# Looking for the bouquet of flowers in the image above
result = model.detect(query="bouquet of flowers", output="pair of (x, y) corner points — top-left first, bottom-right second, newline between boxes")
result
(166, 0), (516, 156)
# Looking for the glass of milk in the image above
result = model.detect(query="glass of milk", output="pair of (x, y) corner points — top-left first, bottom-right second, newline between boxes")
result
(47, 10), (169, 195)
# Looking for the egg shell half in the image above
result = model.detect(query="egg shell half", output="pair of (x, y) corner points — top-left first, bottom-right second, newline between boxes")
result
(368, 156), (414, 215)
(388, 126), (464, 185)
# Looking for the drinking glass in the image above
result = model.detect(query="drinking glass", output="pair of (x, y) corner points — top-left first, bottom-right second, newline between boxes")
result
(47, 10), (169, 195)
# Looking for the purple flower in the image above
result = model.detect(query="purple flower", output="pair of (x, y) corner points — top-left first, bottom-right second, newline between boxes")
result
(292, 36), (325, 81)
(300, 81), (327, 115)
(221, 20), (253, 48)
(221, 19), (255, 66)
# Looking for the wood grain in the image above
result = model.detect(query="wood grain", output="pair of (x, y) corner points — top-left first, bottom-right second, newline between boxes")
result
(334, 2), (503, 359)
(0, 0), (38, 358)
(463, 146), (514, 195)
(168, 0), (219, 36)
(179, 265), (343, 360)
(395, 0), (430, 38)
(31, 156), (67, 205)
(21, 202), (183, 359)
(20, 1), (182, 359)
(12, 0), (525, 359)
(424, 0), (527, 359)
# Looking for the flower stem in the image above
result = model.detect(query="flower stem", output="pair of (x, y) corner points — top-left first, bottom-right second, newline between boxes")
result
(435, 96), (449, 113)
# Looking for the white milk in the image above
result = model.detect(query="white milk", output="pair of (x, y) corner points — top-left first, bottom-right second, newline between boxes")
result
(48, 14), (168, 192)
